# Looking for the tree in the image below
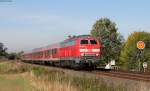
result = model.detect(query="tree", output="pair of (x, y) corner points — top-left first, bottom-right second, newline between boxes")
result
(91, 18), (124, 64)
(8, 52), (17, 60)
(120, 31), (150, 71)
(16, 51), (24, 59)
(8, 51), (24, 60)
(0, 42), (8, 57)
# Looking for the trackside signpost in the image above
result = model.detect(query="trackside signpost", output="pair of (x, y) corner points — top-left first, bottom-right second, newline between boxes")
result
(137, 41), (146, 72)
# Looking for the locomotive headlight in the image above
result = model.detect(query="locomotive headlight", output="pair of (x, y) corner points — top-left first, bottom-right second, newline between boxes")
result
(96, 54), (99, 56)
(92, 49), (100, 52)
(81, 53), (84, 56)
(79, 49), (88, 52)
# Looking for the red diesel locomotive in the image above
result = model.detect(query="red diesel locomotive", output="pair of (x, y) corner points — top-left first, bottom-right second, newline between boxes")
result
(22, 35), (102, 69)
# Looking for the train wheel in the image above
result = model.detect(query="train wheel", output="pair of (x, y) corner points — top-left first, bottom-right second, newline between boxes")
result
(73, 63), (82, 70)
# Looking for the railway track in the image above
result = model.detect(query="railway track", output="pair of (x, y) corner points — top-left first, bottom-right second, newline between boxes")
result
(92, 70), (150, 82)
(20, 61), (150, 82)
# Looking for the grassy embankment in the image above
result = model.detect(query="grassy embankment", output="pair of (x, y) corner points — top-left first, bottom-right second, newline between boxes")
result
(0, 60), (127, 91)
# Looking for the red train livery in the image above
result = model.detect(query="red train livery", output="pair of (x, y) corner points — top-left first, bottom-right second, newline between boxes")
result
(22, 35), (102, 69)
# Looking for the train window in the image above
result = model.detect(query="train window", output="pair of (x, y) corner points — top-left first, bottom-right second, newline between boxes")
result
(55, 49), (57, 54)
(48, 50), (52, 55)
(69, 40), (75, 45)
(46, 50), (50, 56)
(40, 52), (43, 56)
(90, 40), (97, 44)
(80, 40), (88, 44)
(67, 40), (75, 46)
(52, 50), (53, 54)
(52, 48), (57, 54)
(34, 53), (36, 56)
(45, 51), (47, 56)
(61, 40), (75, 47)
(60, 42), (65, 47)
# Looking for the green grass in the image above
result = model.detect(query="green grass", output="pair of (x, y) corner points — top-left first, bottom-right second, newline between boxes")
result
(0, 61), (35, 91)
(0, 61), (127, 91)
(0, 74), (34, 91)
(0, 61), (31, 74)
(30, 66), (126, 91)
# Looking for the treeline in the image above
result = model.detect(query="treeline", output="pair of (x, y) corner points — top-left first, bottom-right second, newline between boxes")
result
(90, 18), (150, 71)
(0, 42), (23, 60)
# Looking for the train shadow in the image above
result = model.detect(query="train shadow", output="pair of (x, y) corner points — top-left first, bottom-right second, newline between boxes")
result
(95, 68), (111, 71)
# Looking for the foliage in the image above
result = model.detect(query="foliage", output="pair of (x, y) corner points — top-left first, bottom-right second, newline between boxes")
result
(0, 42), (8, 57)
(91, 18), (124, 63)
(8, 51), (24, 60)
(119, 31), (150, 70)
(0, 61), (31, 74)
(0, 42), (24, 60)
(17, 51), (24, 59)
(7, 53), (17, 60)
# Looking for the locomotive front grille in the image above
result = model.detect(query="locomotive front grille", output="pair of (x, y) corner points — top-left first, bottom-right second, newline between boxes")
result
(84, 53), (96, 56)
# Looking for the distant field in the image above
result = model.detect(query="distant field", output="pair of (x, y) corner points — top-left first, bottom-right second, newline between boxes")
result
(0, 60), (149, 91)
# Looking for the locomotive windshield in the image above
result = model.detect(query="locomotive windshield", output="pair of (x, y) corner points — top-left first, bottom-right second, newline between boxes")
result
(90, 40), (97, 44)
(80, 40), (88, 44)
(80, 39), (97, 44)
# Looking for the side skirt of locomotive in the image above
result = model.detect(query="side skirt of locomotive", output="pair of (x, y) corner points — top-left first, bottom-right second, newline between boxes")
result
(59, 57), (99, 70)
(22, 58), (99, 70)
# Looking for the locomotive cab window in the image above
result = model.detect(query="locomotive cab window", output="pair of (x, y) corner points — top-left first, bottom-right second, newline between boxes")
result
(80, 40), (88, 44)
(90, 40), (97, 44)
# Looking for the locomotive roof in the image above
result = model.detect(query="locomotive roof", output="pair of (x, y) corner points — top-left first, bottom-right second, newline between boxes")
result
(68, 35), (91, 39)
(62, 35), (92, 43)
(75, 35), (91, 38)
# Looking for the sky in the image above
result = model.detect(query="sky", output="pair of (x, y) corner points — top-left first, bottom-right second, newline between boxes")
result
(0, 0), (150, 52)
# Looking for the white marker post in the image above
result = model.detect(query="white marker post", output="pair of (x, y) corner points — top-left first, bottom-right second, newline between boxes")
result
(143, 62), (147, 72)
